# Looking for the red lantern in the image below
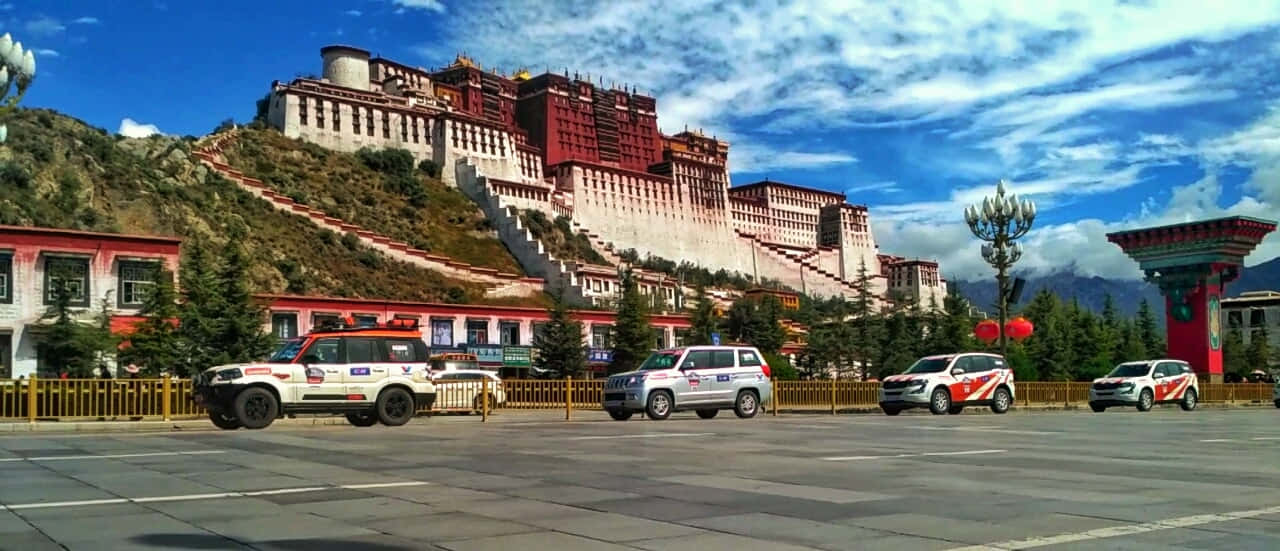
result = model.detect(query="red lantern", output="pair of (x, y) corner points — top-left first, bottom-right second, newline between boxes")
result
(973, 319), (1000, 344)
(1004, 317), (1034, 341)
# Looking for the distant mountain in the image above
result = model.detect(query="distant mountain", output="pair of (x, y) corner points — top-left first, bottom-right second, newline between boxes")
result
(951, 256), (1280, 319)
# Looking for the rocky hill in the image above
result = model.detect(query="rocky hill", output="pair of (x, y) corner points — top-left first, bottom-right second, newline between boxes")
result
(0, 108), (526, 304)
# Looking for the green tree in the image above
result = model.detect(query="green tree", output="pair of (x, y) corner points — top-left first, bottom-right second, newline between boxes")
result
(177, 237), (222, 375)
(1246, 328), (1271, 371)
(1135, 298), (1165, 358)
(939, 288), (976, 353)
(119, 268), (182, 376)
(762, 352), (799, 380)
(850, 260), (883, 379)
(36, 278), (114, 378)
(1222, 327), (1247, 377)
(686, 285), (718, 346)
(209, 235), (274, 366)
(532, 285), (587, 378)
(1116, 319), (1149, 365)
(609, 268), (653, 374)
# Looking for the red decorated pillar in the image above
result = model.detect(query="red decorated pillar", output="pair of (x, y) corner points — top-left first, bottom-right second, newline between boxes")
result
(1107, 216), (1276, 383)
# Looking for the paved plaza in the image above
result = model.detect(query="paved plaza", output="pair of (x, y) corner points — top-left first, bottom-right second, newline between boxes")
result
(1, 407), (1278, 550)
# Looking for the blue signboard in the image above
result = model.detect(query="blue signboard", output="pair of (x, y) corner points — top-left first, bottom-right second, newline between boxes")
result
(466, 344), (504, 366)
(588, 348), (614, 363)
(711, 332), (721, 345)
(429, 346), (466, 357)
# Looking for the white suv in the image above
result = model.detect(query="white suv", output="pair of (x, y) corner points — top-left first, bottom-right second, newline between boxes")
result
(602, 345), (773, 421)
(433, 370), (505, 410)
(879, 353), (1015, 415)
(1089, 360), (1198, 412)
(192, 321), (438, 429)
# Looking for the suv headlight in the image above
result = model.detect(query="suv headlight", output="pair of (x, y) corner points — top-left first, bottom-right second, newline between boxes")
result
(216, 368), (243, 382)
(626, 374), (647, 386)
(1117, 382), (1135, 393)
(909, 380), (928, 394)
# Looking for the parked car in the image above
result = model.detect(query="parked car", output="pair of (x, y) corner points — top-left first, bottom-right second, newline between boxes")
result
(1088, 359), (1198, 412)
(602, 345), (773, 421)
(191, 318), (437, 429)
(432, 370), (505, 411)
(879, 353), (1015, 415)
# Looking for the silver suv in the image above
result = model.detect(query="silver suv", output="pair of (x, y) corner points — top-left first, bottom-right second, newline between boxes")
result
(602, 346), (774, 421)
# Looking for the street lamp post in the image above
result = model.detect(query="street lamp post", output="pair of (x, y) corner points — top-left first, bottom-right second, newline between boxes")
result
(0, 32), (38, 144)
(964, 180), (1036, 357)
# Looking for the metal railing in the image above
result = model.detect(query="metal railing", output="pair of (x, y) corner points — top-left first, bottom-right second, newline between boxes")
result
(1, 378), (1274, 422)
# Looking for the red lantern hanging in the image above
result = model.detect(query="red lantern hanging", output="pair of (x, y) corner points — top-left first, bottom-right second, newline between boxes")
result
(1004, 317), (1034, 341)
(973, 319), (1000, 344)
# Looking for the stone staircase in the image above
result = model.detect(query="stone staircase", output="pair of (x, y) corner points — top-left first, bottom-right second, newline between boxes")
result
(567, 220), (626, 266)
(733, 229), (857, 297)
(193, 131), (544, 299)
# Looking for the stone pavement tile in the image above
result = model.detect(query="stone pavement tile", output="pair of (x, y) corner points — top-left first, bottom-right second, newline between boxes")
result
(0, 530), (66, 551)
(196, 513), (377, 543)
(521, 511), (704, 541)
(358, 483), (501, 505)
(437, 530), (637, 551)
(683, 512), (894, 550)
(657, 475), (895, 505)
(75, 533), (252, 551)
(836, 512), (1006, 545)
(194, 473), (319, 492)
(285, 496), (438, 522)
(18, 502), (154, 521)
(363, 511), (542, 541)
(629, 531), (825, 551)
(504, 484), (640, 505)
(0, 479), (117, 505)
(443, 496), (595, 521)
(259, 488), (371, 505)
(253, 533), (446, 551)
(0, 510), (33, 534)
(153, 497), (286, 522)
(27, 511), (205, 544)
(581, 496), (748, 522)
(68, 471), (228, 496)
(537, 470), (678, 491)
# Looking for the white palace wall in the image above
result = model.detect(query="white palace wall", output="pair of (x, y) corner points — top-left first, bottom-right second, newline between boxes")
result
(269, 91), (436, 161)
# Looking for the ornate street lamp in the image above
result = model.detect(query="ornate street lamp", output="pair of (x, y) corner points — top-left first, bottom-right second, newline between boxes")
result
(0, 32), (38, 144)
(963, 179), (1036, 356)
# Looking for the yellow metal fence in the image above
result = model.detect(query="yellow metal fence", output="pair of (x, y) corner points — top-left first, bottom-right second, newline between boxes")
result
(0, 378), (1274, 421)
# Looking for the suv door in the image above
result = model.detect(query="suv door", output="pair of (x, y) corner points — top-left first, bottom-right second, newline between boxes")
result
(297, 337), (344, 403)
(384, 337), (429, 379)
(677, 349), (714, 404)
(1151, 362), (1172, 401)
(706, 348), (739, 404)
(948, 356), (977, 402)
(342, 337), (386, 400)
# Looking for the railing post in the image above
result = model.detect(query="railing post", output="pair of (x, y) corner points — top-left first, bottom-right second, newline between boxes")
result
(27, 375), (37, 423)
(162, 375), (172, 421)
(830, 377), (837, 415)
(481, 376), (489, 423)
(565, 377), (573, 421)
(772, 381), (779, 416)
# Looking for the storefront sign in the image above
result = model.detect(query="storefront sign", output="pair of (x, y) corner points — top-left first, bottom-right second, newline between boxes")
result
(588, 348), (613, 363)
(502, 346), (532, 367)
(466, 344), (504, 366)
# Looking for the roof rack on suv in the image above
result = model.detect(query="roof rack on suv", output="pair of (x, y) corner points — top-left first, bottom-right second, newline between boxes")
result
(313, 317), (420, 332)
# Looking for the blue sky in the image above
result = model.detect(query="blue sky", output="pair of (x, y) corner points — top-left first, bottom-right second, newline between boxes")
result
(10, 0), (1280, 281)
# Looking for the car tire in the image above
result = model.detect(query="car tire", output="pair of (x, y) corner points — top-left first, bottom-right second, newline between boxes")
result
(928, 387), (951, 415)
(1090, 403), (1106, 413)
(376, 387), (415, 426)
(1274, 399), (1280, 409)
(346, 412), (379, 426)
(696, 408), (719, 419)
(233, 387), (278, 430)
(948, 405), (965, 415)
(608, 409), (633, 421)
(646, 391), (673, 420)
(881, 406), (902, 416)
(1137, 388), (1154, 412)
(734, 390), (759, 419)
(472, 394), (498, 412)
(208, 411), (242, 430)
(990, 387), (1012, 414)
(1179, 388), (1197, 411)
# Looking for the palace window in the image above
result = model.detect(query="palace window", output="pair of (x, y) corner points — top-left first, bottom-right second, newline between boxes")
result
(332, 104), (340, 132)
(367, 110), (375, 136)
(353, 109), (361, 133)
(499, 321), (520, 345)
(299, 97), (308, 125)
(1250, 309), (1267, 328)
(401, 117), (408, 142)
(466, 320), (489, 344)
(118, 260), (161, 308)
(271, 312), (299, 341)
(591, 325), (613, 349)
(44, 256), (90, 308)
(383, 112), (391, 139)
(315, 103), (324, 129)
(0, 252), (10, 304)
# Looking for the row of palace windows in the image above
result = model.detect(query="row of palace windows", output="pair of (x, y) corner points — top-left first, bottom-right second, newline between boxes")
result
(0, 253), (162, 309)
(297, 96), (430, 145)
(1226, 308), (1276, 329)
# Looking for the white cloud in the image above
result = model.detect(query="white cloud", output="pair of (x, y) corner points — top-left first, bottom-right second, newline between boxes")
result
(71, 16), (99, 24)
(33, 48), (58, 58)
(117, 118), (163, 138)
(731, 147), (857, 173)
(846, 181), (900, 195)
(345, 9), (362, 16)
(24, 16), (65, 36)
(392, 0), (445, 13)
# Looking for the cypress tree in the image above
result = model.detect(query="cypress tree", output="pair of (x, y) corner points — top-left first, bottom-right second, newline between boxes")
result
(532, 285), (586, 378)
(609, 268), (653, 374)
(1222, 327), (1247, 377)
(177, 237), (223, 374)
(850, 259), (882, 378)
(1135, 298), (1165, 358)
(686, 284), (717, 346)
(209, 236), (273, 365)
(1246, 328), (1271, 372)
(119, 268), (183, 376)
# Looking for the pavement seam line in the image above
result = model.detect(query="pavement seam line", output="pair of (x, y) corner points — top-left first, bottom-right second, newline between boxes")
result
(2, 481), (432, 510)
(821, 449), (1006, 461)
(0, 450), (226, 462)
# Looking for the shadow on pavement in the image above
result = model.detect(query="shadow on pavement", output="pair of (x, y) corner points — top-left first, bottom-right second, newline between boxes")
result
(131, 534), (420, 550)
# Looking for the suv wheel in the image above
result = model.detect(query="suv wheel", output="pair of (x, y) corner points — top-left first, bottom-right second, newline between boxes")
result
(881, 406), (902, 416)
(1090, 403), (1106, 413)
(346, 412), (379, 426)
(734, 390), (759, 419)
(1179, 388), (1197, 411)
(233, 387), (278, 429)
(696, 408), (719, 419)
(208, 411), (242, 430)
(1136, 388), (1154, 412)
(928, 387), (951, 415)
(376, 387), (415, 426)
(608, 409), (633, 421)
(947, 405), (965, 415)
(990, 387), (1012, 414)
(645, 391), (673, 420)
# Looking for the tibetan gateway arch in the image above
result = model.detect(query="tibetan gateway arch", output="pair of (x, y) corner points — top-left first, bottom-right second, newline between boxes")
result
(1106, 216), (1277, 383)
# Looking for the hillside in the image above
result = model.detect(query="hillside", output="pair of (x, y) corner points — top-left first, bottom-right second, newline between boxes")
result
(952, 256), (1280, 319)
(0, 108), (500, 303)
(220, 126), (524, 275)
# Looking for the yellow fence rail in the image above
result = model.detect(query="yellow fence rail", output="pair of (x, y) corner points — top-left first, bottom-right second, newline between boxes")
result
(0, 378), (1273, 421)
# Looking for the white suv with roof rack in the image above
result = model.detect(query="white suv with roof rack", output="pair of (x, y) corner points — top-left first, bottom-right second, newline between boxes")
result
(602, 345), (773, 421)
(879, 352), (1015, 415)
(1088, 359), (1198, 412)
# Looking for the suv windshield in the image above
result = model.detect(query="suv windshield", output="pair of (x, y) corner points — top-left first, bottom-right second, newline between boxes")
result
(268, 339), (305, 363)
(904, 357), (951, 374)
(639, 352), (680, 370)
(1108, 363), (1151, 378)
